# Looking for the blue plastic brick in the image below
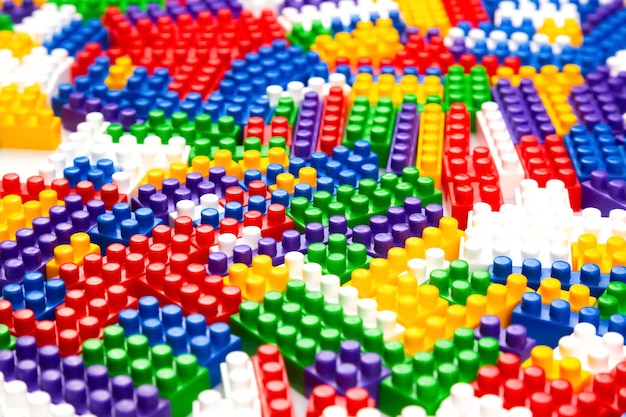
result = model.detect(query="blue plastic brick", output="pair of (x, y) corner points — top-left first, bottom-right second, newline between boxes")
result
(117, 296), (241, 387)
(63, 157), (119, 188)
(511, 292), (626, 347)
(43, 18), (109, 55)
(88, 203), (162, 253)
(564, 124), (626, 182)
(1, 272), (65, 320)
(490, 255), (626, 296)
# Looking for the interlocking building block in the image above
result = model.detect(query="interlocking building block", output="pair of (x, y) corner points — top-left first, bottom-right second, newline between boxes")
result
(416, 102), (444, 188)
(82, 325), (208, 417)
(0, 340), (171, 417)
(587, 360), (626, 417)
(305, 385), (376, 417)
(378, 330), (500, 416)
(117, 296), (241, 387)
(43, 231), (100, 278)
(88, 203), (162, 252)
(521, 345), (592, 392)
(252, 344), (296, 417)
(1, 271), (64, 321)
(303, 340), (390, 401)
(474, 315), (536, 361)
(0, 85), (61, 151)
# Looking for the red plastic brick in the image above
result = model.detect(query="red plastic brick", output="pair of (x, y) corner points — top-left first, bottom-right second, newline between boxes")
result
(305, 385), (376, 417)
(252, 344), (296, 417)
(516, 134), (582, 210)
(316, 86), (348, 155)
(245, 116), (293, 146)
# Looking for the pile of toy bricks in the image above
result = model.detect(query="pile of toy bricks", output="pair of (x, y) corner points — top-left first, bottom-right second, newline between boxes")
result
(2, 0), (626, 416)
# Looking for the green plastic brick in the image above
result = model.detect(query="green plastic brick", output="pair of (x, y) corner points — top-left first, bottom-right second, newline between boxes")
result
(287, 179), (393, 229)
(343, 96), (397, 168)
(444, 65), (491, 131)
(0, 14), (12, 30)
(426, 260), (491, 306)
(304, 233), (372, 284)
(378, 330), (500, 416)
(287, 21), (332, 51)
(379, 167), (442, 206)
(82, 327), (209, 417)
(597, 281), (626, 318)
(0, 324), (15, 350)
(230, 280), (410, 393)
(274, 96), (298, 126)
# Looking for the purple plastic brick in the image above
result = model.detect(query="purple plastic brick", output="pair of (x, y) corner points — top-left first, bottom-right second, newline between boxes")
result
(491, 78), (557, 144)
(582, 0), (623, 34)
(291, 91), (323, 160)
(0, 339), (171, 417)
(386, 102), (419, 175)
(303, 340), (390, 400)
(2, 0), (35, 23)
(581, 169), (626, 215)
(474, 315), (536, 361)
(350, 199), (443, 256)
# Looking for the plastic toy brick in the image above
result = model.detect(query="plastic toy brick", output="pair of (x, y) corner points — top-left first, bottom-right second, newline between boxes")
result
(0, 84), (61, 151)
(416, 102), (444, 188)
(514, 134), (582, 211)
(348, 199), (445, 258)
(87, 203), (162, 252)
(1, 271), (65, 320)
(0, 324), (15, 349)
(587, 360), (626, 417)
(490, 251), (626, 296)
(471, 352), (597, 414)
(581, 170), (626, 216)
(572, 233), (626, 274)
(426, 261), (491, 306)
(305, 385), (376, 417)
(231, 280), (409, 392)
(444, 65), (491, 130)
(310, 18), (403, 70)
(349, 73), (442, 109)
(553, 322), (626, 375)
(252, 344), (296, 417)
(342, 96), (395, 168)
(537, 278), (596, 313)
(218, 350), (262, 416)
(476, 101), (526, 201)
(512, 292), (626, 347)
(520, 345), (592, 392)
(1, 0), (35, 23)
(598, 282), (626, 317)
(0, 338), (171, 416)
(44, 232), (100, 278)
(304, 233), (372, 285)
(254, 216), (352, 267)
(437, 382), (535, 417)
(564, 124), (626, 184)
(0, 30), (35, 59)
(377, 330), (500, 416)
(117, 296), (241, 387)
(387, 102), (419, 175)
(0, 233), (57, 286)
(0, 173), (65, 202)
(223, 254), (290, 302)
(245, 115), (292, 147)
(316, 85), (349, 156)
(82, 326), (208, 417)
(304, 340), (391, 401)
(475, 315), (536, 361)
(62, 273), (138, 329)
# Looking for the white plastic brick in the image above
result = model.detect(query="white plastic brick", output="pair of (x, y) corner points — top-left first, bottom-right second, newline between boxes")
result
(219, 351), (261, 417)
(278, 0), (398, 31)
(553, 322), (626, 374)
(0, 47), (73, 103)
(476, 102), (525, 202)
(397, 406), (428, 417)
(167, 194), (225, 226)
(0, 374), (96, 417)
(606, 49), (626, 77)
(209, 226), (262, 257)
(13, 3), (80, 44)
(269, 74), (351, 105)
(435, 383), (532, 417)
(493, 0), (580, 28)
